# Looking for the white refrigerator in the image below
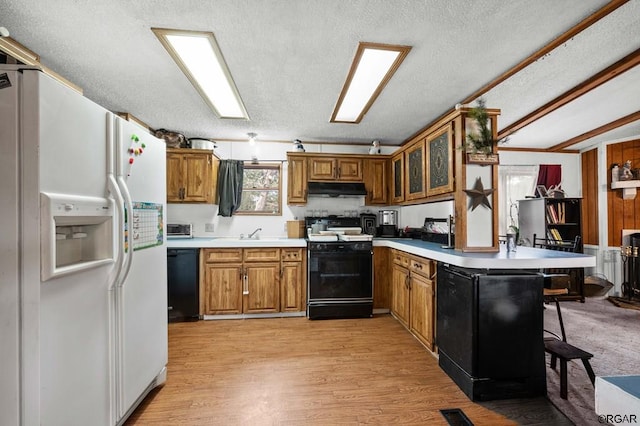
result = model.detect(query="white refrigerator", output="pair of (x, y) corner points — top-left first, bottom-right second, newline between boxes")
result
(0, 65), (168, 426)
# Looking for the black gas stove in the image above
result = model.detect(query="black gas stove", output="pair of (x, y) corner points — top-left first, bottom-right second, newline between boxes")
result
(305, 216), (373, 320)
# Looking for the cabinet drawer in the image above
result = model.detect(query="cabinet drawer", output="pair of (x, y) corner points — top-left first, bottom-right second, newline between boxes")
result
(392, 250), (410, 268)
(281, 248), (303, 262)
(409, 256), (435, 278)
(203, 248), (243, 263)
(243, 248), (281, 262)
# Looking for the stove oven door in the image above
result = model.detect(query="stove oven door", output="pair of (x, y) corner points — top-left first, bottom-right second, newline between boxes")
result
(308, 249), (373, 301)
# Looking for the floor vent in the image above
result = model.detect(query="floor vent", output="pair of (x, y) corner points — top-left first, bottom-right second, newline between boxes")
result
(440, 408), (474, 426)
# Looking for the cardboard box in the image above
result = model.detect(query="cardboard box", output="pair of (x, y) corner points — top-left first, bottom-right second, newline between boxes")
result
(287, 220), (305, 238)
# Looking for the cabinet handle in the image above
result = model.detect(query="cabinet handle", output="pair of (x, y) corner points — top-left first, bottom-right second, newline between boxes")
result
(243, 273), (249, 295)
(338, 167), (341, 177)
(405, 273), (410, 289)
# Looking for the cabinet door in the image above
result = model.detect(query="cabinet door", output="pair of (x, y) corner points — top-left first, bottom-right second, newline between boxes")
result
(373, 247), (390, 309)
(183, 153), (211, 202)
(337, 158), (363, 181)
(308, 157), (336, 180)
(390, 153), (404, 204)
(405, 139), (427, 201)
(166, 153), (184, 202)
(244, 262), (280, 313)
(409, 273), (434, 350)
(364, 158), (388, 205)
(281, 262), (303, 312)
(391, 264), (410, 327)
(203, 263), (243, 314)
(287, 155), (307, 204)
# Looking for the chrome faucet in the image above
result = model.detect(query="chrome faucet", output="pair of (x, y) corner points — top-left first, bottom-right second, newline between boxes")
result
(241, 227), (262, 240)
(248, 228), (262, 239)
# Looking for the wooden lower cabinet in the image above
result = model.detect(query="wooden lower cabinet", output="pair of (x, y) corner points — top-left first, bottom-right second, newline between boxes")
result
(390, 249), (436, 351)
(201, 247), (305, 315)
(281, 262), (303, 312)
(391, 262), (410, 326)
(244, 262), (280, 313)
(203, 262), (243, 314)
(408, 272), (434, 350)
(373, 247), (390, 309)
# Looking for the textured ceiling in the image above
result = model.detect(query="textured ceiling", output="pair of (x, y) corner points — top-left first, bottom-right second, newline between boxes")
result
(2, 0), (639, 150)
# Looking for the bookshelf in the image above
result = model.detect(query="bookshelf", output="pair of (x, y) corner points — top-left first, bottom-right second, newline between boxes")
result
(518, 198), (582, 248)
(518, 197), (584, 301)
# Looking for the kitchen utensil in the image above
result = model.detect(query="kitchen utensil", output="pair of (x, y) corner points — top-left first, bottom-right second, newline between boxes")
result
(189, 138), (216, 150)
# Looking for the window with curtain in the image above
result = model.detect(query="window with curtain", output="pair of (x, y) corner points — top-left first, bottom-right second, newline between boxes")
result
(236, 163), (281, 215)
(498, 165), (539, 237)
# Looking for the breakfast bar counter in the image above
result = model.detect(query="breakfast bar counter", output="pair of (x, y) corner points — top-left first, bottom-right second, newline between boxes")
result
(373, 238), (596, 269)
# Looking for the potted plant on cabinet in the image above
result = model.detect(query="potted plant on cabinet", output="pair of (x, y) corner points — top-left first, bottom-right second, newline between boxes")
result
(465, 98), (507, 164)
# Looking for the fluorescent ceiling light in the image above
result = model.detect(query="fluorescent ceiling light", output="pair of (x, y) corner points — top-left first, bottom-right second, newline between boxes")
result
(152, 28), (248, 120)
(331, 42), (411, 123)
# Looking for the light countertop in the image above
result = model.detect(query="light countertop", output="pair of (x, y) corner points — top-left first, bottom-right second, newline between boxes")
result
(166, 237), (595, 269)
(167, 237), (306, 248)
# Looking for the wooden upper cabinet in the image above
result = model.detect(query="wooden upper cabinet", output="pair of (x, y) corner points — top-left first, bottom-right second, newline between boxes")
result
(337, 158), (363, 181)
(287, 154), (307, 204)
(364, 158), (388, 205)
(390, 153), (404, 204)
(308, 157), (336, 180)
(166, 153), (183, 203)
(404, 139), (427, 201)
(308, 157), (363, 181)
(166, 148), (218, 203)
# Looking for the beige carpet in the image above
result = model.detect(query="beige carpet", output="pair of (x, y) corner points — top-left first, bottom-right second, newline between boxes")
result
(543, 296), (640, 425)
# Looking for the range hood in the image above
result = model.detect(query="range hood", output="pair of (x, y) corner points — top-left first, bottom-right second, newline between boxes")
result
(307, 181), (367, 197)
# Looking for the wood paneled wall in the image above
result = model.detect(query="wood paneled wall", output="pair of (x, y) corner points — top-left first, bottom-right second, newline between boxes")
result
(606, 139), (640, 246)
(581, 148), (599, 245)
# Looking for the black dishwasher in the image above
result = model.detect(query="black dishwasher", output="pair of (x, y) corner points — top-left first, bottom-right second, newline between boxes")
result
(436, 263), (546, 401)
(167, 248), (199, 322)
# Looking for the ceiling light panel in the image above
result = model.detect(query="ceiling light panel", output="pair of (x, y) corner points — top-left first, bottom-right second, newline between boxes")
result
(331, 42), (411, 124)
(152, 28), (249, 120)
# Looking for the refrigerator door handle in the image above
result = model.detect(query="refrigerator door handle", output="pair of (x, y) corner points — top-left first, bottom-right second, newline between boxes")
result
(116, 174), (134, 288)
(107, 112), (126, 292)
(108, 174), (125, 291)
(114, 117), (134, 288)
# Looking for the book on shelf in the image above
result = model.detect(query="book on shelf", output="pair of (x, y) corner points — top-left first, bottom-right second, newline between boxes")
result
(546, 228), (563, 242)
(546, 202), (567, 224)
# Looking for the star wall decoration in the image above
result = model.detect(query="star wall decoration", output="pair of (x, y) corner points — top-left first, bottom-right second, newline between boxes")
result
(463, 177), (495, 211)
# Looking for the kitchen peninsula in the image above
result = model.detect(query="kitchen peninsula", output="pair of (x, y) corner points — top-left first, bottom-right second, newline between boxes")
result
(376, 238), (595, 401)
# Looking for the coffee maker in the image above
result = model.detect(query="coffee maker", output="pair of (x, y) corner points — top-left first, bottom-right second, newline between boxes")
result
(377, 210), (398, 237)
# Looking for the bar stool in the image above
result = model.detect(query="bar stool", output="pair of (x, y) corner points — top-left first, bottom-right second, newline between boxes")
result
(543, 287), (596, 399)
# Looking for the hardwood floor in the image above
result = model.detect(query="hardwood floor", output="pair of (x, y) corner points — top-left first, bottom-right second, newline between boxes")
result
(126, 315), (517, 425)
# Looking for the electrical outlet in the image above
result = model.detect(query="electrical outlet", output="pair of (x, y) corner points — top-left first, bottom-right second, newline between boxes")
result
(284, 223), (288, 231)
(205, 223), (215, 232)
